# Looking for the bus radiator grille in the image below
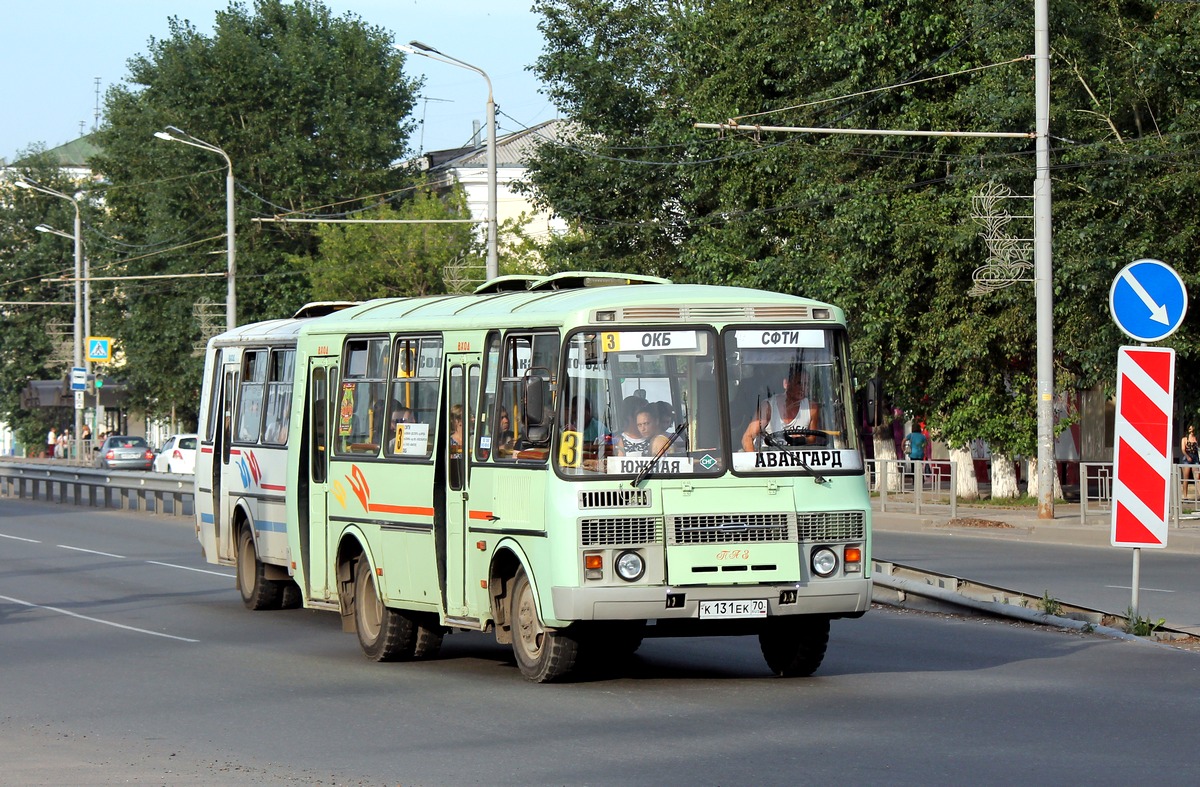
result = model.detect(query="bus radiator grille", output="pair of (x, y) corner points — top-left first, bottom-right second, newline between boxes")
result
(578, 488), (652, 509)
(580, 516), (663, 546)
(668, 513), (792, 545)
(795, 511), (865, 542)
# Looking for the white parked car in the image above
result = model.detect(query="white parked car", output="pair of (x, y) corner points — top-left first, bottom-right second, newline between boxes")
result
(154, 433), (199, 474)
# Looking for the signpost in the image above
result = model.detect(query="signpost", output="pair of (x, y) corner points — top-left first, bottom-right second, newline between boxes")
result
(1108, 259), (1188, 618)
(70, 367), (87, 393)
(87, 336), (113, 363)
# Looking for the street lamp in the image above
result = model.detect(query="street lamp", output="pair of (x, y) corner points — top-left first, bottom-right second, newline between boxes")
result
(18, 179), (84, 461)
(154, 126), (237, 330)
(397, 40), (499, 281)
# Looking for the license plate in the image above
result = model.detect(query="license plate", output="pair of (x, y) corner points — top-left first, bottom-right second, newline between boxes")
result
(698, 599), (768, 619)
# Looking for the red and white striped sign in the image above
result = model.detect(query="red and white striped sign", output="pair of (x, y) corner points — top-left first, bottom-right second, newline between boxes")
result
(1111, 346), (1176, 548)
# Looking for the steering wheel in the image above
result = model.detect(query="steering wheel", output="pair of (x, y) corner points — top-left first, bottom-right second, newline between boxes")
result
(762, 427), (828, 448)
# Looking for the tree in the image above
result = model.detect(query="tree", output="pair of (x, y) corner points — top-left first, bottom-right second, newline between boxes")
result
(295, 185), (472, 300)
(526, 0), (1200, 490)
(90, 0), (421, 423)
(0, 152), (87, 452)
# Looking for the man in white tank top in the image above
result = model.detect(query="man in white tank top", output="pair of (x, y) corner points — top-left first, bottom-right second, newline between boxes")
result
(741, 366), (819, 451)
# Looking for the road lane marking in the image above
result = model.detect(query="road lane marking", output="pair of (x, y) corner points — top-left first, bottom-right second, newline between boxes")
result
(0, 593), (199, 642)
(57, 544), (126, 558)
(1105, 585), (1176, 593)
(0, 532), (40, 543)
(145, 560), (234, 578)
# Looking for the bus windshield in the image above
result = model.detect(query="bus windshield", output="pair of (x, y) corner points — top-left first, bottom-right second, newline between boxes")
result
(724, 327), (861, 474)
(556, 328), (722, 478)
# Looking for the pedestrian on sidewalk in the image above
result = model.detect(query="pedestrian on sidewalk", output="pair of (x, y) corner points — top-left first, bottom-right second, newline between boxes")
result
(903, 422), (929, 488)
(1181, 424), (1199, 500)
(46, 427), (57, 459)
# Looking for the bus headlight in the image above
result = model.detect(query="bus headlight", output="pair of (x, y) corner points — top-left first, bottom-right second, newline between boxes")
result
(811, 547), (839, 578)
(615, 550), (645, 582)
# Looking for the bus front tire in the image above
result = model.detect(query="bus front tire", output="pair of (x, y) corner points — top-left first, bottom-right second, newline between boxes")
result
(238, 527), (282, 611)
(510, 568), (577, 682)
(758, 616), (830, 677)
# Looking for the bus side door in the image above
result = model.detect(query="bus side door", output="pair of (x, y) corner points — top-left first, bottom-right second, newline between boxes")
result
(216, 364), (239, 563)
(443, 354), (480, 618)
(299, 357), (335, 601)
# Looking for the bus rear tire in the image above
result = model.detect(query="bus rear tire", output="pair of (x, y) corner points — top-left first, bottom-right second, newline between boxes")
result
(354, 560), (418, 662)
(759, 616), (830, 677)
(238, 526), (282, 611)
(510, 568), (577, 682)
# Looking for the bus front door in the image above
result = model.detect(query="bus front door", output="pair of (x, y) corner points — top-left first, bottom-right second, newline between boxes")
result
(215, 366), (238, 563)
(442, 355), (480, 619)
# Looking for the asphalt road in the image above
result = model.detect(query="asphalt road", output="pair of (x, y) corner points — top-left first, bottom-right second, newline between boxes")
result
(3, 499), (1200, 785)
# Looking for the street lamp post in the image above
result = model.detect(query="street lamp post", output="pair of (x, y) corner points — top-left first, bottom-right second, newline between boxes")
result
(397, 40), (499, 281)
(154, 126), (237, 330)
(18, 179), (83, 461)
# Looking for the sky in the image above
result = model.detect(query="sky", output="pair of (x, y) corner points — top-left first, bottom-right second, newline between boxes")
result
(0, 1), (557, 163)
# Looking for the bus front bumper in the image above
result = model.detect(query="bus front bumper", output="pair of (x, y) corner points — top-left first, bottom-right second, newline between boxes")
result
(550, 578), (870, 624)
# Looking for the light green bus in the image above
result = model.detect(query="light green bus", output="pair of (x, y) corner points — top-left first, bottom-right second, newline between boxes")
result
(284, 272), (870, 681)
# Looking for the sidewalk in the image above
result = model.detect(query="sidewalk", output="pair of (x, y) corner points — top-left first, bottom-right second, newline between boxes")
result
(872, 499), (1200, 555)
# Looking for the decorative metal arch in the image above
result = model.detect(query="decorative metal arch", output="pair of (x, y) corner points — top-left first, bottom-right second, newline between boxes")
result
(968, 181), (1034, 296)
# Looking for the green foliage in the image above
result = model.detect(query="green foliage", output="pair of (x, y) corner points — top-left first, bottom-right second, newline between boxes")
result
(527, 0), (1200, 451)
(88, 0), (421, 422)
(0, 153), (87, 449)
(1038, 591), (1063, 617)
(1124, 607), (1165, 638)
(296, 186), (471, 300)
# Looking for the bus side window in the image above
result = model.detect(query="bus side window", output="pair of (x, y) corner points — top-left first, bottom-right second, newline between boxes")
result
(384, 335), (441, 459)
(336, 337), (388, 455)
(474, 332), (502, 462)
(235, 349), (267, 443)
(263, 348), (294, 445)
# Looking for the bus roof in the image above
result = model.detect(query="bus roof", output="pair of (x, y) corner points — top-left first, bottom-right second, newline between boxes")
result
(300, 274), (843, 336)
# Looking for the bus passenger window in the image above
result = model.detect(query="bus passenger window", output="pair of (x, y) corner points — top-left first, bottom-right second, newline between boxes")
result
(384, 336), (440, 459)
(235, 349), (267, 443)
(336, 338), (389, 455)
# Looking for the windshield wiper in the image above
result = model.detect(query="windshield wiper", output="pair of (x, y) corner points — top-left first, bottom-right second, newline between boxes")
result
(792, 448), (827, 485)
(631, 419), (688, 488)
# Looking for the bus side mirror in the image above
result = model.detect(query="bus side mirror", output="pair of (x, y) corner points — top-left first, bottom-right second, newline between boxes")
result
(523, 374), (546, 425)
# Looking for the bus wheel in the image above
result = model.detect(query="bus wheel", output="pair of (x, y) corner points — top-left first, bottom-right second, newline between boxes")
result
(758, 616), (830, 677)
(238, 526), (282, 611)
(354, 560), (417, 662)
(510, 568), (577, 682)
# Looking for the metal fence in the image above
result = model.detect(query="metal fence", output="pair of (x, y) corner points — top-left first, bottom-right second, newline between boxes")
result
(1079, 461), (1200, 527)
(867, 459), (958, 517)
(0, 460), (193, 517)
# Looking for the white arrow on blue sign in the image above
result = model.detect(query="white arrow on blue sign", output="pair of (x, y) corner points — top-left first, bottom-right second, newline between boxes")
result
(1109, 259), (1188, 343)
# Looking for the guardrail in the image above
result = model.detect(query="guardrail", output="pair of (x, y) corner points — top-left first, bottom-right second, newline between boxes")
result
(1080, 461), (1200, 527)
(0, 460), (193, 517)
(867, 458), (958, 517)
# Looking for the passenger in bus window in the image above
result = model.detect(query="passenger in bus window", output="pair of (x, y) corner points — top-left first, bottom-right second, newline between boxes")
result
(741, 365), (819, 451)
(389, 402), (415, 430)
(616, 403), (667, 456)
(449, 404), (464, 449)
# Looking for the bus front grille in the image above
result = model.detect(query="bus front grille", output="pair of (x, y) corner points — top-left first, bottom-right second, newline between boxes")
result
(669, 513), (792, 545)
(580, 516), (663, 546)
(578, 488), (652, 509)
(796, 511), (865, 542)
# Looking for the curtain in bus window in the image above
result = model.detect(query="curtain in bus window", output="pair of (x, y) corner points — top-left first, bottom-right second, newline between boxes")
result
(235, 349), (268, 443)
(384, 336), (441, 459)
(262, 349), (295, 445)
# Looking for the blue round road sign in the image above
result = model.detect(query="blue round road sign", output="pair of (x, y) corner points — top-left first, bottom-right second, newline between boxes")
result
(1109, 259), (1188, 343)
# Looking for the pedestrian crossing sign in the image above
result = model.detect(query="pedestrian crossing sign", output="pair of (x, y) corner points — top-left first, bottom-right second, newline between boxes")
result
(88, 337), (113, 362)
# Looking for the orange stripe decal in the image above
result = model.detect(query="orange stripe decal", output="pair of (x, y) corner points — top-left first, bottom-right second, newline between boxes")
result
(468, 510), (494, 521)
(368, 503), (435, 517)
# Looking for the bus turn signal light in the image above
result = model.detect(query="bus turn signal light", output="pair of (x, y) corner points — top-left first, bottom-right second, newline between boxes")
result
(844, 546), (862, 572)
(585, 554), (603, 570)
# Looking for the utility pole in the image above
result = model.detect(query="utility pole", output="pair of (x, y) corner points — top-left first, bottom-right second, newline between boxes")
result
(1033, 0), (1056, 519)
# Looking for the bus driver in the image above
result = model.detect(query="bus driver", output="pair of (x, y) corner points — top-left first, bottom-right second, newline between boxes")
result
(741, 365), (819, 451)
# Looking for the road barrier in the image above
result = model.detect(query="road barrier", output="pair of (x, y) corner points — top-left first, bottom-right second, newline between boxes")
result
(0, 460), (192, 517)
(867, 458), (958, 517)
